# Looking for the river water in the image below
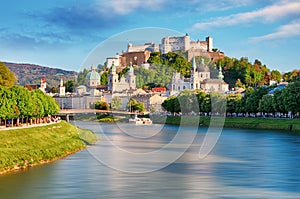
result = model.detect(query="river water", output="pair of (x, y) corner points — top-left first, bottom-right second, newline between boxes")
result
(0, 121), (300, 199)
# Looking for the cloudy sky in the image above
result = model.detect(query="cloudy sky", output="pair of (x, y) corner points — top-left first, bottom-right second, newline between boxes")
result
(1, 0), (300, 72)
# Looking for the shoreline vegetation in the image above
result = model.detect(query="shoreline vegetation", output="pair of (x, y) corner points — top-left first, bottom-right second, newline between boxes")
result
(0, 120), (97, 175)
(75, 113), (300, 133)
(152, 116), (300, 132)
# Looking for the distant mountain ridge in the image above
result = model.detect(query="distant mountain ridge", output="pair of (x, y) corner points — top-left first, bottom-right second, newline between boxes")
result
(4, 62), (77, 88)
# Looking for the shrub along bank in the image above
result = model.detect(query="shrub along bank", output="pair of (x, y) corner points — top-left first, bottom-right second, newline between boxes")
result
(0, 121), (97, 175)
(151, 116), (300, 132)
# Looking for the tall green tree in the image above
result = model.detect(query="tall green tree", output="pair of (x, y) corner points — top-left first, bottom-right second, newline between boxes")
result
(226, 93), (242, 115)
(272, 90), (286, 114)
(100, 71), (108, 85)
(259, 94), (274, 114)
(162, 96), (180, 113)
(282, 80), (300, 115)
(65, 80), (76, 93)
(0, 62), (16, 87)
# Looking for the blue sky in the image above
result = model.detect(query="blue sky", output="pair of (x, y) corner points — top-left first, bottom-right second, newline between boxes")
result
(0, 0), (300, 72)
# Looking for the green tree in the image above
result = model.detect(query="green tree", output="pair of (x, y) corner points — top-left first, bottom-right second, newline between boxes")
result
(259, 94), (274, 114)
(77, 68), (89, 85)
(94, 100), (110, 110)
(282, 80), (300, 116)
(272, 90), (286, 114)
(270, 70), (281, 83)
(135, 102), (145, 112)
(10, 86), (31, 125)
(177, 90), (199, 114)
(31, 90), (45, 123)
(100, 71), (108, 85)
(110, 96), (122, 110)
(127, 98), (137, 112)
(226, 93), (242, 115)
(65, 80), (76, 93)
(245, 87), (268, 114)
(126, 99), (145, 112)
(0, 62), (16, 87)
(162, 96), (180, 113)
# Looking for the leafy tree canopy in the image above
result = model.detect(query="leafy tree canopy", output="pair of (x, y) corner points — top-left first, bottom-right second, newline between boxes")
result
(0, 62), (17, 87)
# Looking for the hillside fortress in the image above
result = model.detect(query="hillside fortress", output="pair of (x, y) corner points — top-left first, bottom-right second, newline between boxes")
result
(106, 34), (224, 70)
(160, 34), (213, 54)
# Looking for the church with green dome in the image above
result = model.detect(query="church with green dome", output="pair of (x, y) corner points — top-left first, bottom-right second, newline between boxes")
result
(85, 65), (100, 88)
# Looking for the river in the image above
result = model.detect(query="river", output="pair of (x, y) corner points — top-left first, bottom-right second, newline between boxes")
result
(0, 121), (300, 199)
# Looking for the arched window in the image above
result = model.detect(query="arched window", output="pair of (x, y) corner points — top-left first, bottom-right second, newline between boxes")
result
(178, 86), (180, 91)
(183, 86), (186, 89)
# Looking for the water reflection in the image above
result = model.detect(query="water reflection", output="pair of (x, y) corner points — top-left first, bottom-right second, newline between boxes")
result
(0, 121), (300, 198)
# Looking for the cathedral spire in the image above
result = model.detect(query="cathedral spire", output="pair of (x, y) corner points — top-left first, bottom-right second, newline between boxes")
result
(217, 64), (224, 80)
(192, 56), (196, 70)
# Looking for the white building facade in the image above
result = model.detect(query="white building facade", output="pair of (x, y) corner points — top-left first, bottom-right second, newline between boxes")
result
(170, 57), (229, 96)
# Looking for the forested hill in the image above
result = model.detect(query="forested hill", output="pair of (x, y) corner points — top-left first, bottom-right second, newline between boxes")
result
(4, 62), (77, 88)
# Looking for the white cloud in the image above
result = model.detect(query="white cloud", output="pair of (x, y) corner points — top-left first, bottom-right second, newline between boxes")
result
(192, 0), (257, 11)
(251, 19), (300, 41)
(192, 1), (300, 30)
(98, 0), (167, 15)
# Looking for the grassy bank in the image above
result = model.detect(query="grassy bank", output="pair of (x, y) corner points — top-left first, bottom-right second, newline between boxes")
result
(152, 116), (300, 132)
(0, 121), (97, 175)
(73, 113), (127, 123)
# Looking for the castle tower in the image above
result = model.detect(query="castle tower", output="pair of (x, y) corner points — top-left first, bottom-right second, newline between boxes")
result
(206, 36), (213, 52)
(184, 33), (191, 51)
(108, 61), (119, 92)
(127, 62), (136, 90)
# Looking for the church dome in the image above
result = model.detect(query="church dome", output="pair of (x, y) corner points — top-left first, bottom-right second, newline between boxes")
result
(86, 65), (100, 80)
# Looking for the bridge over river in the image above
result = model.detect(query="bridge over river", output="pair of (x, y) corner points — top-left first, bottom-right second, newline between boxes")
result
(58, 109), (149, 121)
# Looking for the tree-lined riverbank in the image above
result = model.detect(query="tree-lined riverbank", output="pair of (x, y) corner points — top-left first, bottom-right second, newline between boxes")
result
(152, 116), (300, 132)
(0, 121), (97, 175)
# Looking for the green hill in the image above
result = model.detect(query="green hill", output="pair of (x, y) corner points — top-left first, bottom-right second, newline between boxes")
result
(4, 62), (77, 88)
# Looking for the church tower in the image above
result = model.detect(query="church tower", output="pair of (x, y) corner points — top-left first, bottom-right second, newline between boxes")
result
(108, 61), (119, 92)
(40, 77), (47, 93)
(190, 57), (200, 89)
(58, 78), (65, 97)
(217, 64), (224, 80)
(127, 62), (136, 90)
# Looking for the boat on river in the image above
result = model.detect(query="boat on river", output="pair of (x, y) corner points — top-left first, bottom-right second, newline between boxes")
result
(129, 115), (152, 125)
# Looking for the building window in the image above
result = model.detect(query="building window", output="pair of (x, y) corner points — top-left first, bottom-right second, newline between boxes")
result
(183, 86), (186, 89)
(115, 79), (117, 83)
(201, 74), (203, 78)
(178, 86), (180, 91)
